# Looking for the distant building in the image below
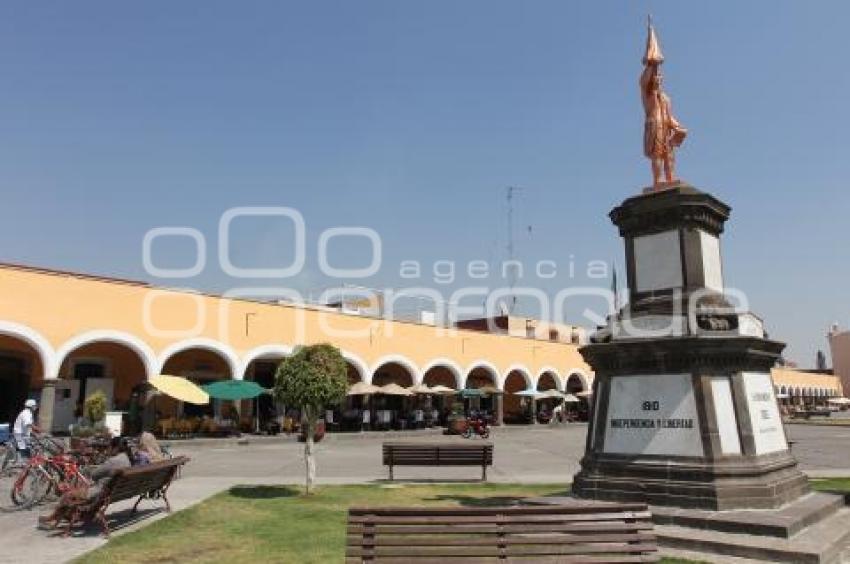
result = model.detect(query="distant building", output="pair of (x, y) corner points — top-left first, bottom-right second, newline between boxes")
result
(771, 367), (842, 407)
(828, 324), (850, 399)
(455, 315), (587, 345)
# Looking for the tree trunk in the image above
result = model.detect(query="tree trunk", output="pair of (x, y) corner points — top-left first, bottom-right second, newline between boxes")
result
(303, 406), (316, 494)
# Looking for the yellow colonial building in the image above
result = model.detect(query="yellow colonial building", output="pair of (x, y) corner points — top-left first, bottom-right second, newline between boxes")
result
(0, 262), (592, 431)
(0, 262), (841, 433)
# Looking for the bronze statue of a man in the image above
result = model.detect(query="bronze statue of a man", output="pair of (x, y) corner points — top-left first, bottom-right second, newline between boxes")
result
(640, 19), (687, 188)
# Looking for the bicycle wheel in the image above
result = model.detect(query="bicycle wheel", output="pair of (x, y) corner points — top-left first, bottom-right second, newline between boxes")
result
(41, 462), (65, 502)
(11, 466), (51, 509)
(0, 447), (19, 477)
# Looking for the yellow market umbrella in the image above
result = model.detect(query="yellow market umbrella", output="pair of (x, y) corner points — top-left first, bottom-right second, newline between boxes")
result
(149, 375), (209, 405)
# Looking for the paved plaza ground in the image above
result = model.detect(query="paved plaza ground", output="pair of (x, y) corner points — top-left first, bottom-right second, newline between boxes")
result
(1, 423), (849, 563)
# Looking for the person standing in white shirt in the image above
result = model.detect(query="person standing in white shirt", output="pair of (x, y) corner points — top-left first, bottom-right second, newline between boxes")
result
(12, 399), (39, 458)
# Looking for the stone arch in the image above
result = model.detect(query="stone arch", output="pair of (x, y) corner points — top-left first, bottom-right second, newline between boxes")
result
(0, 321), (55, 379)
(536, 370), (560, 392)
(502, 366), (534, 424)
(158, 338), (240, 381)
(535, 366), (563, 391)
(463, 361), (500, 390)
(566, 372), (588, 394)
(422, 358), (463, 389)
(371, 355), (419, 387)
(565, 369), (590, 392)
(0, 321), (54, 425)
(56, 331), (157, 415)
(501, 365), (533, 391)
(56, 330), (157, 381)
(341, 350), (369, 385)
(240, 344), (293, 377)
(159, 338), (239, 420)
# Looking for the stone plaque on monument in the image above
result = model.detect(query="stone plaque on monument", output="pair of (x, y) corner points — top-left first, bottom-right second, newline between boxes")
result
(742, 371), (788, 455)
(603, 373), (701, 457)
(709, 376), (742, 455)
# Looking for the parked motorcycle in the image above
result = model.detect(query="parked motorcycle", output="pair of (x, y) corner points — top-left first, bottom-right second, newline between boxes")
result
(462, 415), (490, 439)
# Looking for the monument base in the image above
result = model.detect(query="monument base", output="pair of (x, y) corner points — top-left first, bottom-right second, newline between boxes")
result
(525, 493), (850, 563)
(573, 450), (809, 510)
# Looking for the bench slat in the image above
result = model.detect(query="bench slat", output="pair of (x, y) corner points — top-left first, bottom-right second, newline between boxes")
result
(347, 543), (658, 557)
(349, 511), (652, 524)
(349, 504), (647, 516)
(345, 554), (661, 564)
(349, 533), (656, 546)
(348, 522), (654, 535)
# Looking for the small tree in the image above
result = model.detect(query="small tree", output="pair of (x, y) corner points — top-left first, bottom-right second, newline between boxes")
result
(84, 390), (108, 426)
(275, 343), (347, 493)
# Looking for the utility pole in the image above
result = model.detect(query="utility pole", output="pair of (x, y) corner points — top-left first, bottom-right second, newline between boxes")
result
(506, 186), (523, 314)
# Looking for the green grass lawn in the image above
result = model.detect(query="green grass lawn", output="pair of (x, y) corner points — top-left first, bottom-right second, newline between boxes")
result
(75, 479), (850, 564)
(77, 483), (569, 564)
(810, 477), (850, 494)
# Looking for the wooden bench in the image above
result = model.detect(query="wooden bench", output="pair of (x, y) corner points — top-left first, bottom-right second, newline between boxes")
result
(64, 456), (189, 537)
(383, 442), (493, 481)
(346, 503), (659, 562)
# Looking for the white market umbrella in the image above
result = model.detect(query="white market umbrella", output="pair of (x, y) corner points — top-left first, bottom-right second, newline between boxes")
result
(378, 383), (414, 396)
(407, 383), (433, 395)
(775, 393), (790, 400)
(538, 389), (567, 399)
(576, 390), (593, 398)
(347, 382), (380, 396)
(562, 393), (580, 403)
(828, 397), (850, 405)
(514, 389), (546, 400)
(428, 385), (456, 395)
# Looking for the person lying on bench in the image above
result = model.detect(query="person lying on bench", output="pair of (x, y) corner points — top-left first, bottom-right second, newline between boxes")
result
(134, 432), (165, 465)
(37, 437), (133, 530)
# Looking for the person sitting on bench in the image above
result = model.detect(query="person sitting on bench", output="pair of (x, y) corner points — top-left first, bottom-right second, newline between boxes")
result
(37, 437), (133, 530)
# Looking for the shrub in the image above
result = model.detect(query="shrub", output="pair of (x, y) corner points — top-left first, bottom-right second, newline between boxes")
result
(84, 390), (108, 426)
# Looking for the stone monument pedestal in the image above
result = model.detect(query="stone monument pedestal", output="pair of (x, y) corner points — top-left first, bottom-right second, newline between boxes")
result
(573, 184), (808, 510)
(573, 336), (808, 510)
(568, 184), (850, 561)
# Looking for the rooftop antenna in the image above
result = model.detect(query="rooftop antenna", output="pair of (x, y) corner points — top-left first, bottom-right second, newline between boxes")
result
(506, 186), (524, 314)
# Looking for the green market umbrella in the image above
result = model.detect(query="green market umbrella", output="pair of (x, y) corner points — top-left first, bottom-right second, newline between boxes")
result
(202, 380), (269, 400)
(203, 380), (271, 434)
(459, 388), (485, 398)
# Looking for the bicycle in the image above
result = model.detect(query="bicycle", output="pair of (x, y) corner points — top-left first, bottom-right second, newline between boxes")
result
(9, 435), (88, 510)
(1, 438), (25, 477)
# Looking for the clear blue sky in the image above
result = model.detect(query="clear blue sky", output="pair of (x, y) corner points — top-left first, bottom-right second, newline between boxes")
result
(1, 1), (848, 366)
